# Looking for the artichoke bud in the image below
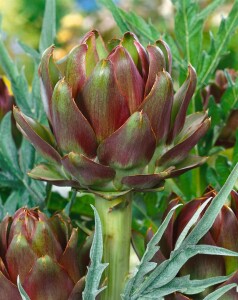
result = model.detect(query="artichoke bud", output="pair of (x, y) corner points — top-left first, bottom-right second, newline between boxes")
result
(0, 207), (85, 299)
(14, 30), (210, 197)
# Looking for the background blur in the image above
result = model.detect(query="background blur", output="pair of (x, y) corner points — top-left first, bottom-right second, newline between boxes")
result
(0, 0), (237, 82)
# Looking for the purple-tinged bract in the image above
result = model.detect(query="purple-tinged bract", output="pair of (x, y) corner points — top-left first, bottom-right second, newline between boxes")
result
(0, 207), (84, 300)
(14, 30), (210, 196)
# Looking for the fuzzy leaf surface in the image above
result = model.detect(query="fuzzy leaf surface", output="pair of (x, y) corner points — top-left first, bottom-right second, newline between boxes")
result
(82, 206), (108, 300)
(123, 164), (238, 298)
(203, 284), (238, 300)
(123, 204), (182, 299)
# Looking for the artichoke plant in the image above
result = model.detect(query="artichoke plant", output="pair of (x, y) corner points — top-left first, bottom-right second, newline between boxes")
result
(0, 207), (84, 300)
(202, 69), (238, 148)
(13, 30), (210, 300)
(150, 188), (238, 299)
(13, 30), (210, 195)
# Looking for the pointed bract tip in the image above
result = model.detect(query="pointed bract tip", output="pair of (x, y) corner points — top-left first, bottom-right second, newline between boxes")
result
(122, 31), (138, 40)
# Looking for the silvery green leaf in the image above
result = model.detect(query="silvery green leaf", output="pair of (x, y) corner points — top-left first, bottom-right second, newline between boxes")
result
(19, 139), (35, 180)
(0, 113), (22, 177)
(18, 40), (40, 63)
(139, 245), (238, 294)
(174, 197), (211, 250)
(142, 274), (232, 297)
(123, 164), (238, 299)
(82, 206), (108, 300)
(122, 204), (182, 299)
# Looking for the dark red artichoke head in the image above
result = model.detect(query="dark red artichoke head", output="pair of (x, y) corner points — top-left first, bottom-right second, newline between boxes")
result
(0, 207), (84, 300)
(14, 30), (210, 196)
(202, 69), (238, 148)
(150, 188), (238, 298)
(0, 77), (14, 121)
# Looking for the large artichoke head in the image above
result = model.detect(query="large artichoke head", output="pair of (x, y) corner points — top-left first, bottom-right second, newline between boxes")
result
(0, 208), (83, 299)
(14, 31), (210, 196)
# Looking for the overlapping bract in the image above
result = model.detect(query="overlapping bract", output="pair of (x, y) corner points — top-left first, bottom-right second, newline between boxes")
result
(152, 188), (238, 299)
(0, 208), (84, 300)
(14, 30), (210, 195)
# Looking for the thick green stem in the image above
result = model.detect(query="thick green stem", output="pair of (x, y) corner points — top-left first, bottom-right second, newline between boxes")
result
(63, 189), (77, 216)
(95, 193), (132, 300)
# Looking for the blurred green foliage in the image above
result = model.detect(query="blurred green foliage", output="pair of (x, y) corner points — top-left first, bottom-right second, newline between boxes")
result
(0, 0), (72, 48)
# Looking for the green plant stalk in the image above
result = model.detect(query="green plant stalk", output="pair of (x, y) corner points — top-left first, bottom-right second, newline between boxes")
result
(95, 193), (132, 300)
